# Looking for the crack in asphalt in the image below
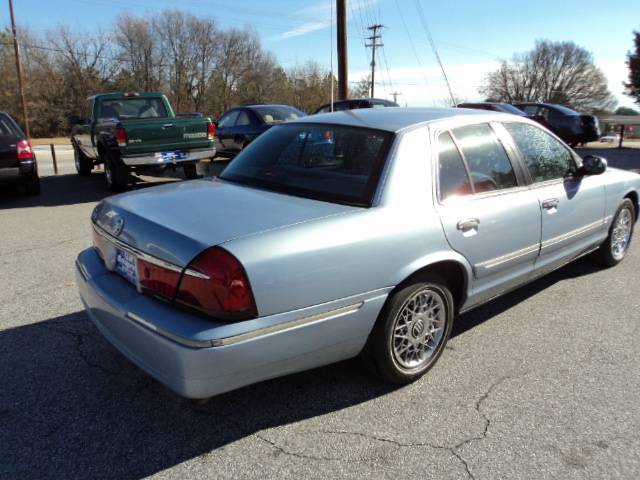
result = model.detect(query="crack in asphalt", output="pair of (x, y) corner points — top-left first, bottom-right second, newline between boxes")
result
(262, 375), (517, 478)
(35, 322), (124, 376)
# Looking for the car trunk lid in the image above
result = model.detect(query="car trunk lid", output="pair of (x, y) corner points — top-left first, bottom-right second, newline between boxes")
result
(93, 178), (357, 267)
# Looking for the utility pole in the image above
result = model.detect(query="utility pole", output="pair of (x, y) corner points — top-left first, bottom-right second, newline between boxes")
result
(336, 0), (348, 100)
(8, 0), (30, 138)
(391, 91), (402, 104)
(366, 24), (383, 98)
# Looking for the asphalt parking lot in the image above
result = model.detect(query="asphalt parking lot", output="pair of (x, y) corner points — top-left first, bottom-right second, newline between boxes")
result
(1, 148), (639, 479)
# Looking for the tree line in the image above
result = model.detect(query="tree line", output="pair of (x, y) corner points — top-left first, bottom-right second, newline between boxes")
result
(0, 9), (351, 137)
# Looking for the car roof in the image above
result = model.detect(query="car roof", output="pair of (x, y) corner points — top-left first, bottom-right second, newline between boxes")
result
(88, 92), (165, 100)
(297, 107), (510, 133)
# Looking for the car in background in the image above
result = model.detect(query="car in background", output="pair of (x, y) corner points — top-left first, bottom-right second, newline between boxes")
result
(0, 112), (40, 196)
(314, 98), (399, 114)
(76, 107), (639, 399)
(600, 133), (621, 144)
(214, 104), (305, 158)
(513, 102), (600, 147)
(457, 102), (528, 116)
(70, 92), (216, 191)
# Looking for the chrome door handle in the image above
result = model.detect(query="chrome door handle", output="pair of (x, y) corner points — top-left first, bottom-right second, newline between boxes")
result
(542, 198), (559, 209)
(457, 218), (480, 231)
(162, 123), (174, 129)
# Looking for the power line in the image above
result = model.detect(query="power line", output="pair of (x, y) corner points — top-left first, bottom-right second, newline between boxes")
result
(413, 0), (457, 106)
(365, 23), (383, 97)
(393, 0), (430, 90)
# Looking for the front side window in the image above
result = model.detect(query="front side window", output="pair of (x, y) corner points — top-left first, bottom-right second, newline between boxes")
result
(437, 132), (472, 201)
(451, 124), (518, 193)
(100, 97), (168, 120)
(503, 122), (576, 182)
(220, 124), (392, 206)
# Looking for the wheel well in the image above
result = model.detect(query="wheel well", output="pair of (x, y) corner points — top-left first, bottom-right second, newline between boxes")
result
(397, 261), (467, 313)
(625, 191), (638, 218)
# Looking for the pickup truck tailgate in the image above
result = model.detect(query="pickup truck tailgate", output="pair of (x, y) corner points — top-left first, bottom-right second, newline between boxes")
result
(122, 118), (209, 154)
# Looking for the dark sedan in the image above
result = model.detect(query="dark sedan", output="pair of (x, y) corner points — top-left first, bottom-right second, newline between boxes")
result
(513, 103), (600, 146)
(0, 112), (39, 195)
(457, 102), (528, 116)
(214, 104), (304, 158)
(314, 98), (399, 114)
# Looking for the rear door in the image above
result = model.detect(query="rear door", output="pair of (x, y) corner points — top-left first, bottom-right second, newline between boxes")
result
(214, 109), (240, 153)
(501, 121), (606, 274)
(434, 123), (542, 305)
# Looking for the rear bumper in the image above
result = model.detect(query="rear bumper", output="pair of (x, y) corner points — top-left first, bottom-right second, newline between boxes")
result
(0, 161), (37, 183)
(122, 147), (216, 167)
(75, 248), (388, 399)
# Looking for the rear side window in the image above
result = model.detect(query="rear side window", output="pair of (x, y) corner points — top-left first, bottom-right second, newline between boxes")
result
(437, 132), (472, 201)
(100, 98), (168, 120)
(503, 122), (575, 182)
(235, 111), (251, 126)
(217, 110), (240, 128)
(451, 124), (517, 193)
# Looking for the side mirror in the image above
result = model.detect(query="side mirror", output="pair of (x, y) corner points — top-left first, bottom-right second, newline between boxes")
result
(580, 155), (607, 176)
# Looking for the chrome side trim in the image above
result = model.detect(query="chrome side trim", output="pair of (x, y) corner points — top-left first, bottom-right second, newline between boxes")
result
(125, 302), (364, 349)
(76, 259), (90, 281)
(476, 243), (540, 270)
(210, 302), (364, 347)
(541, 219), (604, 250)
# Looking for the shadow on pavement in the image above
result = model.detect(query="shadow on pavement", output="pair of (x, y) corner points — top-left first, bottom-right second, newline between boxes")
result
(0, 255), (605, 479)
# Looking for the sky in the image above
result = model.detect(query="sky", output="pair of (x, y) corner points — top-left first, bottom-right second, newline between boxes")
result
(3, 0), (638, 108)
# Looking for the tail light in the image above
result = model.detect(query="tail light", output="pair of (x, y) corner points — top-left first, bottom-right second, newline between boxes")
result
(175, 247), (257, 320)
(137, 259), (181, 301)
(207, 121), (215, 141)
(16, 139), (33, 160)
(115, 126), (128, 147)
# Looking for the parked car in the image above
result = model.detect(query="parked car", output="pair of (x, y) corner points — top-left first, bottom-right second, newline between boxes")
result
(214, 104), (305, 158)
(76, 108), (639, 399)
(70, 92), (216, 191)
(457, 102), (529, 116)
(513, 102), (600, 146)
(0, 112), (39, 195)
(600, 133), (621, 144)
(314, 98), (399, 114)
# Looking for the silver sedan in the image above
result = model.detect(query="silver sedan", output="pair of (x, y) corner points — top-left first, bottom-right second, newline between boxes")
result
(76, 108), (640, 399)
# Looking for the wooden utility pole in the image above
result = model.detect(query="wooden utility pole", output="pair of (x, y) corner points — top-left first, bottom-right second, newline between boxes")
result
(391, 91), (402, 104)
(336, 0), (348, 100)
(366, 24), (383, 98)
(8, 0), (30, 138)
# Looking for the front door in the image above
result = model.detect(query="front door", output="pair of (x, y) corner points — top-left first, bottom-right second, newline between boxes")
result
(501, 122), (606, 274)
(434, 124), (542, 306)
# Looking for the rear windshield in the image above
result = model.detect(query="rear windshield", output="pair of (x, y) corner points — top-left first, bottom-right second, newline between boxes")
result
(0, 115), (21, 137)
(220, 124), (392, 206)
(252, 106), (304, 125)
(99, 98), (168, 120)
(497, 104), (527, 115)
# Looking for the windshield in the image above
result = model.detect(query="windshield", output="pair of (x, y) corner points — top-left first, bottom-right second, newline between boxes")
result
(99, 97), (168, 120)
(252, 106), (304, 124)
(550, 104), (579, 115)
(220, 124), (392, 206)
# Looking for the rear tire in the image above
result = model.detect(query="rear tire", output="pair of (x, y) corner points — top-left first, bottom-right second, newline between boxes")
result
(104, 150), (130, 192)
(183, 162), (199, 179)
(23, 175), (41, 196)
(365, 276), (454, 384)
(74, 144), (93, 176)
(595, 199), (635, 267)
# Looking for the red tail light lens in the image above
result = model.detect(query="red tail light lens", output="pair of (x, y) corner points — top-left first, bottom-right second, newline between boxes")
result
(175, 247), (257, 320)
(16, 139), (33, 160)
(137, 259), (181, 301)
(207, 121), (215, 141)
(115, 127), (128, 147)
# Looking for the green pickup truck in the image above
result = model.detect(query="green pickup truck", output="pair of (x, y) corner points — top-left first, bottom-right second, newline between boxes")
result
(70, 92), (216, 191)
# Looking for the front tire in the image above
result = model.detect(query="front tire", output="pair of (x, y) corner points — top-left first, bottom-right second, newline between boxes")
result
(73, 144), (93, 176)
(595, 199), (635, 267)
(366, 277), (454, 384)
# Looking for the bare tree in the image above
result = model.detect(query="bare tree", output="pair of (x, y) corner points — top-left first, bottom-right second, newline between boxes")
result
(114, 14), (162, 92)
(481, 40), (616, 113)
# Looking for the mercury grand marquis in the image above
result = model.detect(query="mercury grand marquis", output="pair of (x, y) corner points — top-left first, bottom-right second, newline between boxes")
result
(76, 108), (639, 399)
